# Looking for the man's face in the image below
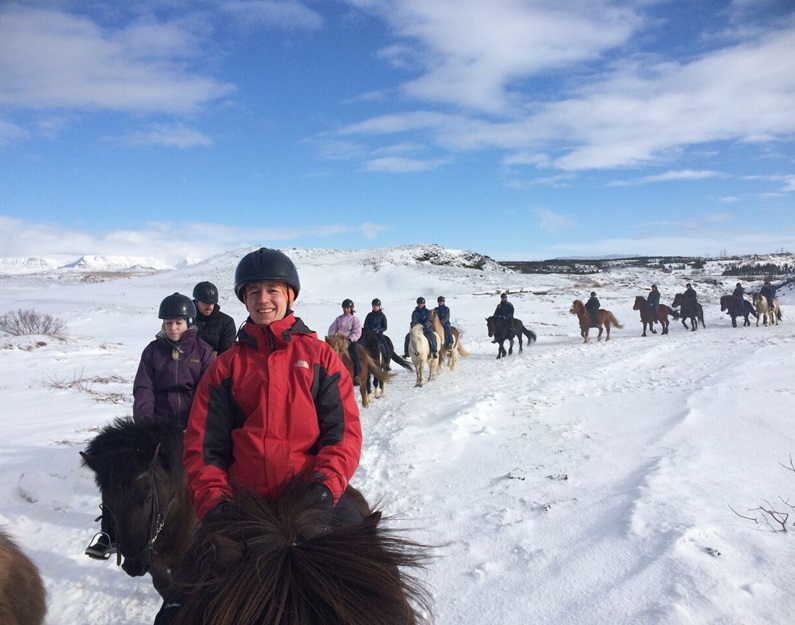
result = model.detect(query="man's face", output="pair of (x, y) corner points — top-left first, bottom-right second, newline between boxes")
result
(196, 301), (215, 316)
(243, 281), (287, 326)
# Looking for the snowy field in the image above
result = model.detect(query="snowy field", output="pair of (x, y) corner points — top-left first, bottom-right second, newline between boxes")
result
(1, 245), (794, 625)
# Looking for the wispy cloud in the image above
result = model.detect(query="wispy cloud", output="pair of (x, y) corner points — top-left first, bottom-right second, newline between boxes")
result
(0, 217), (390, 264)
(221, 0), (323, 30)
(609, 170), (726, 186)
(534, 208), (575, 233)
(113, 123), (213, 148)
(363, 156), (447, 173)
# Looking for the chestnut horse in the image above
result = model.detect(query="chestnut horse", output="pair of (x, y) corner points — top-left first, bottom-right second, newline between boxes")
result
(430, 310), (470, 371)
(569, 300), (623, 343)
(155, 481), (433, 625)
(0, 530), (46, 625)
(633, 296), (671, 336)
(325, 333), (393, 408)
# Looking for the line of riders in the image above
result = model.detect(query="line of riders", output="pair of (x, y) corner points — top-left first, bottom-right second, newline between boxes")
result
(330, 291), (521, 384)
(582, 278), (780, 328)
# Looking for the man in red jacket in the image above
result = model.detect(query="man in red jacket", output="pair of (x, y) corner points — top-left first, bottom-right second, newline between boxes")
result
(182, 248), (363, 526)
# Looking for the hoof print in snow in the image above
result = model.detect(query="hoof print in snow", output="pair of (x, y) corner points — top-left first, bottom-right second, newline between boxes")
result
(547, 473), (568, 481)
(706, 547), (721, 557)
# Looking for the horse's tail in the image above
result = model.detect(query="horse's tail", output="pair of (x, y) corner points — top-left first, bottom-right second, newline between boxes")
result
(364, 351), (395, 384)
(391, 352), (413, 371)
(455, 341), (471, 358)
(608, 312), (623, 329)
(520, 326), (537, 345)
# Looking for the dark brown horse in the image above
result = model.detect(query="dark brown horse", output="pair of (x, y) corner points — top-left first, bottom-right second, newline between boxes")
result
(569, 300), (623, 343)
(81, 419), (196, 599)
(672, 293), (705, 331)
(0, 530), (46, 625)
(633, 296), (671, 336)
(159, 481), (434, 625)
(485, 316), (537, 359)
(325, 333), (394, 408)
(359, 327), (412, 399)
(720, 295), (756, 327)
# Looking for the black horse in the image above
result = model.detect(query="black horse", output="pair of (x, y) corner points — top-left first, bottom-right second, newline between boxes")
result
(81, 419), (196, 599)
(720, 295), (757, 327)
(486, 316), (537, 359)
(360, 327), (412, 398)
(671, 293), (706, 332)
(156, 481), (433, 625)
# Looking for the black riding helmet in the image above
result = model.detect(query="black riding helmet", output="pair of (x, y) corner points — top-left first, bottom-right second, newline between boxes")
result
(192, 281), (218, 305)
(372, 298), (381, 307)
(234, 248), (301, 302)
(342, 299), (354, 309)
(416, 297), (425, 305)
(437, 296), (445, 303)
(158, 293), (196, 327)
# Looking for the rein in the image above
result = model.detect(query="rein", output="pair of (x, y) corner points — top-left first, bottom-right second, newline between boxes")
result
(106, 462), (177, 565)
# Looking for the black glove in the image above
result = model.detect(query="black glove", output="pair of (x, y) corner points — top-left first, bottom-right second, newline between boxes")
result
(304, 482), (334, 511)
(203, 500), (233, 525)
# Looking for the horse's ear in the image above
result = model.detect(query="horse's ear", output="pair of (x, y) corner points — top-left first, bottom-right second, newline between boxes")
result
(80, 450), (95, 469)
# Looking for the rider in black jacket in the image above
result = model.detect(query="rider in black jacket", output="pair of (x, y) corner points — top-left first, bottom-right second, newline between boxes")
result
(192, 281), (237, 355)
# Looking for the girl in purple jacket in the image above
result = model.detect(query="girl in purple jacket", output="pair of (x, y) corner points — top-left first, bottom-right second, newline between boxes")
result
(85, 293), (214, 560)
(133, 293), (215, 429)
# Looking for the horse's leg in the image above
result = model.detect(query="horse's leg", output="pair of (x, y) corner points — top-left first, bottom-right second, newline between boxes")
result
(603, 323), (609, 341)
(641, 320), (647, 337)
(650, 315), (657, 334)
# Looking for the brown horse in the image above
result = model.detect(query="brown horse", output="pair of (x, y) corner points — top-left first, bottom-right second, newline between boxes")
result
(633, 296), (671, 336)
(159, 481), (433, 625)
(720, 295), (756, 327)
(430, 310), (470, 371)
(569, 300), (623, 343)
(0, 530), (46, 625)
(671, 293), (705, 331)
(325, 333), (393, 407)
(81, 419), (196, 599)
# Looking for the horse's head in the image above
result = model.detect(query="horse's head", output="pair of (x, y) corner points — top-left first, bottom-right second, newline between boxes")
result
(720, 295), (729, 311)
(82, 420), (186, 577)
(569, 300), (583, 315)
(633, 296), (644, 310)
(486, 317), (495, 337)
(672, 293), (684, 307)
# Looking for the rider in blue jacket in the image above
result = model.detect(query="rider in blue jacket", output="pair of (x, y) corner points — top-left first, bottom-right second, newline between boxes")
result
(434, 296), (453, 348)
(403, 297), (438, 359)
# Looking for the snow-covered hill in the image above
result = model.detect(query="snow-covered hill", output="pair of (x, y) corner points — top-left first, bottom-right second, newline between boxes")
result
(0, 244), (793, 625)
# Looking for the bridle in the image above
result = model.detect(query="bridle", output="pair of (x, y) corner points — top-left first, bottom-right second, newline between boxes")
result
(104, 457), (177, 567)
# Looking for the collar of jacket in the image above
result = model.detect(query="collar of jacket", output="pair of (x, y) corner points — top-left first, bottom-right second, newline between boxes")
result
(155, 326), (199, 351)
(236, 312), (315, 351)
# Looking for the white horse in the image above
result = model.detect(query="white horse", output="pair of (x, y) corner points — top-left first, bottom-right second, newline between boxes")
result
(430, 310), (470, 372)
(409, 323), (442, 387)
(753, 294), (781, 326)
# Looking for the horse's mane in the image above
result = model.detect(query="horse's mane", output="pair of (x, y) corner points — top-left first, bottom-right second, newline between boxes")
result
(325, 332), (347, 356)
(171, 482), (434, 625)
(81, 418), (184, 490)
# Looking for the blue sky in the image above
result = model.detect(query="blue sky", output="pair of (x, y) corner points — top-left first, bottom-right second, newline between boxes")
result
(1, 0), (794, 263)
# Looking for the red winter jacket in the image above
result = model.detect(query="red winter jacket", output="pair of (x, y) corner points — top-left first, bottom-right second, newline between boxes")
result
(182, 313), (362, 521)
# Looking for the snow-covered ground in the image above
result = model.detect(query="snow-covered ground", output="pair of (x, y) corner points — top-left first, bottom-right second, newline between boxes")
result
(1, 245), (793, 625)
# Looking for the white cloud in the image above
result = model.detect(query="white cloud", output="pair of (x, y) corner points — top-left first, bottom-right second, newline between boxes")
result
(0, 217), (390, 264)
(221, 0), (323, 30)
(0, 5), (234, 114)
(534, 208), (575, 233)
(363, 156), (447, 173)
(609, 170), (726, 186)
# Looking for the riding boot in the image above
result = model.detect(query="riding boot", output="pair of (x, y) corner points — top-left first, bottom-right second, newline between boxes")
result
(85, 506), (117, 560)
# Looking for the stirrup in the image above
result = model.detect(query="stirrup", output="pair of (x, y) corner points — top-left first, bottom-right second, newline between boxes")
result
(85, 532), (116, 560)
